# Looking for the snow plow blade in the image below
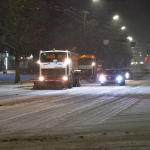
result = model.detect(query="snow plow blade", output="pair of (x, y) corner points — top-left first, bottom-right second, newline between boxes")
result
(29, 79), (68, 89)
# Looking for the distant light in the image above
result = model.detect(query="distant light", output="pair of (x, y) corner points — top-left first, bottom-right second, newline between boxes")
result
(127, 36), (132, 41)
(140, 61), (144, 64)
(39, 76), (44, 81)
(93, 0), (98, 1)
(113, 15), (119, 20)
(147, 54), (148, 57)
(37, 60), (40, 64)
(92, 62), (96, 66)
(121, 26), (126, 30)
(30, 54), (33, 58)
(6, 57), (8, 70)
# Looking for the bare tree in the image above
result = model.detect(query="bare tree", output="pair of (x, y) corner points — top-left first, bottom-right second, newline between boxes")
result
(0, 0), (43, 83)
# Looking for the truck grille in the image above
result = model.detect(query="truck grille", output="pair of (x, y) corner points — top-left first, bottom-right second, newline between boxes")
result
(42, 69), (65, 78)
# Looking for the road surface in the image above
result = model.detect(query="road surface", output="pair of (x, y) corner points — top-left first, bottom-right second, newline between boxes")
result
(0, 74), (150, 149)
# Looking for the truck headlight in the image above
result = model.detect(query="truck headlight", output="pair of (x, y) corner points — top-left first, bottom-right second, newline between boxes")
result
(62, 76), (68, 81)
(116, 76), (122, 82)
(92, 62), (95, 66)
(64, 58), (71, 64)
(39, 76), (44, 81)
(99, 75), (106, 82)
(37, 60), (40, 64)
(125, 72), (129, 79)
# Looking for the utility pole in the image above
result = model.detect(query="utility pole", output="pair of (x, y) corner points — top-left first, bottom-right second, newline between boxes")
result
(82, 9), (89, 32)
(81, 5), (89, 54)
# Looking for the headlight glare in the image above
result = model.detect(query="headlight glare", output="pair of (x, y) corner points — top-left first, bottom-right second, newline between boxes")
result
(39, 76), (44, 81)
(62, 76), (68, 81)
(64, 58), (71, 64)
(99, 75), (106, 82)
(37, 60), (40, 64)
(92, 62), (95, 66)
(125, 72), (129, 78)
(116, 76), (122, 82)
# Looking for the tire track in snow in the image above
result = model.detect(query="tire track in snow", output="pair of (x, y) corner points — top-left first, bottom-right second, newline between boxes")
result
(0, 80), (148, 132)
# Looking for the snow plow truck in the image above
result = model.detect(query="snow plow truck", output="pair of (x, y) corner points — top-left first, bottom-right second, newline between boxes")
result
(30, 50), (81, 89)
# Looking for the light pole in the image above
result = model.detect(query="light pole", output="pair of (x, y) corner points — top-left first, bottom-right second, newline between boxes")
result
(82, 10), (89, 32)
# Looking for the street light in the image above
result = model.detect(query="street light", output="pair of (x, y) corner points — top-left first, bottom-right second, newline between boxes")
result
(93, 0), (98, 1)
(127, 36), (132, 41)
(121, 26), (126, 30)
(113, 15), (119, 20)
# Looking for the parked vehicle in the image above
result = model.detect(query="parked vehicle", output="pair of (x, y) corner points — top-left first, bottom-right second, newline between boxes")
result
(121, 69), (133, 80)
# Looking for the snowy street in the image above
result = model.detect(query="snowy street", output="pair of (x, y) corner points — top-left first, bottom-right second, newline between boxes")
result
(0, 74), (150, 149)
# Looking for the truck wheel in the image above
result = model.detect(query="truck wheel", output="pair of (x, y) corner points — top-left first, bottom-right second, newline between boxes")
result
(73, 80), (76, 87)
(68, 81), (73, 89)
(76, 79), (81, 87)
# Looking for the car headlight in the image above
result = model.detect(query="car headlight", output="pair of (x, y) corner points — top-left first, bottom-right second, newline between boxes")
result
(116, 76), (122, 82)
(99, 75), (106, 82)
(62, 76), (68, 81)
(64, 58), (71, 64)
(125, 72), (129, 78)
(39, 76), (44, 81)
(92, 62), (95, 66)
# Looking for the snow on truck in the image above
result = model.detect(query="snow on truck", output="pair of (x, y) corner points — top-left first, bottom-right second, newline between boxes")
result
(30, 50), (81, 89)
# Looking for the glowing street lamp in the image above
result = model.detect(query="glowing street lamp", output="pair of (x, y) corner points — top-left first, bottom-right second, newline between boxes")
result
(121, 26), (126, 30)
(127, 36), (132, 41)
(93, 0), (98, 1)
(113, 15), (119, 20)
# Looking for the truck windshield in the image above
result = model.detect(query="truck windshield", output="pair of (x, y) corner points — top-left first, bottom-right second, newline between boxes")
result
(78, 58), (95, 65)
(40, 52), (67, 62)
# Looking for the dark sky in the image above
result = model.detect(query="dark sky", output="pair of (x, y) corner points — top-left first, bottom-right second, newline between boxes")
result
(89, 0), (150, 55)
(63, 0), (150, 56)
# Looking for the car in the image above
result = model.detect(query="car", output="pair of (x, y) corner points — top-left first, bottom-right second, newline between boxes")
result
(99, 69), (125, 86)
(121, 69), (133, 80)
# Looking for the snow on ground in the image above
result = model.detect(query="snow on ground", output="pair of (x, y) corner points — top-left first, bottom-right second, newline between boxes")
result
(0, 73), (150, 149)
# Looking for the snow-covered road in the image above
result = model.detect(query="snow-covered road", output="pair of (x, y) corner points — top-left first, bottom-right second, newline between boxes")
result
(0, 75), (150, 149)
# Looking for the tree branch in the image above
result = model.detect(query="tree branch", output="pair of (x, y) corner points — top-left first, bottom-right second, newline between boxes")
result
(1, 38), (15, 50)
(0, 26), (16, 40)
(20, 24), (29, 41)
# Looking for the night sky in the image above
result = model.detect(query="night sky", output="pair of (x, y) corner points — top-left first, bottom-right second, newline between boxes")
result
(63, 0), (150, 57)
(1, 0), (150, 58)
